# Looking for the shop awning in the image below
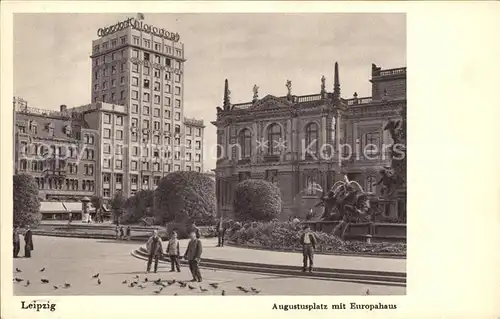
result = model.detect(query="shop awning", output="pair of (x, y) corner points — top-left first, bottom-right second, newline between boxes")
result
(40, 202), (66, 213)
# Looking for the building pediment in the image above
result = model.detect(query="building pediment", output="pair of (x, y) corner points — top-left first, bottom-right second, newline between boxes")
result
(251, 95), (292, 110)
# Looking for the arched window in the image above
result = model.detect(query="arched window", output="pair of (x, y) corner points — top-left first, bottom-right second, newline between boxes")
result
(267, 123), (282, 155)
(305, 123), (319, 156)
(238, 129), (252, 159)
(366, 176), (377, 193)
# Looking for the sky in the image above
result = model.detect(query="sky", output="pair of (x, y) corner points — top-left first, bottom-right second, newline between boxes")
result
(14, 13), (406, 170)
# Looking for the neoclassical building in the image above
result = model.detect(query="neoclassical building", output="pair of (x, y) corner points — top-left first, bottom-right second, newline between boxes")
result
(212, 63), (407, 220)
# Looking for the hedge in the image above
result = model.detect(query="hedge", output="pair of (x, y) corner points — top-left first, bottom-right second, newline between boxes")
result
(233, 179), (282, 222)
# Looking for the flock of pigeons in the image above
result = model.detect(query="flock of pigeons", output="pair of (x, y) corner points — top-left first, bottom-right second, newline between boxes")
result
(13, 267), (262, 295)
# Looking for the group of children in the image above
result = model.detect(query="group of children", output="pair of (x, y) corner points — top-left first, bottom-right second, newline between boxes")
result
(146, 229), (203, 282)
(115, 225), (131, 240)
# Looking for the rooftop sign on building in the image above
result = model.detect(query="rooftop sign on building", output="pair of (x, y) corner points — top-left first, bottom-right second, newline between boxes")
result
(97, 17), (180, 42)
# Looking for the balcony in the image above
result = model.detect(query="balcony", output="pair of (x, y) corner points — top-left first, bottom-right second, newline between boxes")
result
(263, 154), (280, 162)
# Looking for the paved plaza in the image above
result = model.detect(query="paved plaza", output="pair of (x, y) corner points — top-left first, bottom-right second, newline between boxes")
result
(13, 236), (405, 296)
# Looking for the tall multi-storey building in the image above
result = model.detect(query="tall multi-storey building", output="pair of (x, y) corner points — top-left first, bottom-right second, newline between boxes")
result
(212, 63), (406, 221)
(84, 16), (203, 199)
(13, 97), (98, 201)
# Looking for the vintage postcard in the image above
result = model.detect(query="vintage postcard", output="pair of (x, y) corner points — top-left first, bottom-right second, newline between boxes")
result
(1, 1), (499, 319)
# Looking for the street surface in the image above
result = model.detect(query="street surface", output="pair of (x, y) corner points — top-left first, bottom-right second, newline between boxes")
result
(13, 236), (405, 295)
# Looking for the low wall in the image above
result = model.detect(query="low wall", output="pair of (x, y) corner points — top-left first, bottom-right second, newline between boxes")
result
(303, 221), (406, 243)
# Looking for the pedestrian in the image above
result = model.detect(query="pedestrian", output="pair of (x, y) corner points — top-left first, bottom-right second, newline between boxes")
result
(126, 226), (131, 240)
(300, 225), (317, 273)
(166, 230), (181, 272)
(24, 225), (34, 258)
(217, 219), (226, 247)
(146, 230), (163, 273)
(119, 226), (124, 240)
(115, 225), (119, 240)
(188, 220), (201, 239)
(13, 225), (21, 258)
(68, 212), (73, 224)
(183, 231), (203, 282)
(306, 209), (314, 221)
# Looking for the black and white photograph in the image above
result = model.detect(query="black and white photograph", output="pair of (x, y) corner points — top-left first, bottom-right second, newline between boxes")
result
(9, 12), (407, 297)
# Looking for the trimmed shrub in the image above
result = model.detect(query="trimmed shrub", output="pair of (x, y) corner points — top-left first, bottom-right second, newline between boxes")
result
(233, 179), (282, 222)
(13, 174), (41, 227)
(227, 221), (406, 255)
(122, 190), (155, 224)
(154, 171), (216, 225)
(110, 192), (126, 224)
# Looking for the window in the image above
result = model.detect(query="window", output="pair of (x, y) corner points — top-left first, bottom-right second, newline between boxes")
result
(175, 74), (181, 83)
(154, 68), (160, 78)
(174, 112), (180, 121)
(131, 174), (138, 184)
(239, 129), (252, 158)
(103, 189), (111, 197)
(186, 127), (192, 136)
(103, 173), (111, 183)
(267, 123), (282, 155)
(132, 63), (139, 72)
(144, 66), (150, 75)
(132, 77), (139, 86)
(142, 175), (150, 185)
(165, 71), (171, 80)
(133, 37), (140, 45)
(176, 49), (182, 56)
(153, 176), (160, 186)
(131, 161), (138, 170)
(165, 123), (171, 132)
(115, 159), (123, 169)
(153, 135), (160, 144)
(175, 86), (181, 95)
(120, 90), (125, 99)
(165, 84), (171, 93)
(132, 104), (139, 113)
(103, 159), (110, 168)
(174, 151), (180, 159)
(94, 84), (99, 91)
(120, 36), (126, 44)
(305, 123), (319, 156)
(164, 163), (171, 171)
(153, 108), (160, 117)
(195, 141), (201, 150)
(153, 162), (160, 171)
(195, 154), (201, 162)
(143, 119), (150, 129)
(164, 136), (171, 145)
(120, 76), (125, 84)
(111, 40), (117, 47)
(115, 144), (123, 155)
(143, 106), (150, 115)
(175, 138), (180, 146)
(174, 125), (180, 134)
(186, 139), (192, 148)
(186, 165), (192, 171)
(103, 128), (111, 138)
(116, 115), (123, 125)
(165, 97), (171, 106)
(121, 63), (125, 72)
(364, 132), (380, 157)
(154, 94), (160, 104)
(155, 54), (161, 63)
(154, 81), (160, 91)
(132, 90), (139, 100)
(175, 61), (181, 69)
(154, 42), (161, 51)
(175, 99), (181, 108)
(186, 153), (192, 161)
(111, 92), (116, 101)
(112, 66), (117, 75)
(103, 143), (111, 154)
(115, 173), (123, 183)
(116, 130), (123, 140)
(142, 162), (150, 171)
(131, 131), (138, 142)
(153, 121), (160, 130)
(111, 79), (116, 87)
(132, 146), (139, 156)
(196, 166), (201, 172)
(144, 52), (150, 61)
(143, 92), (150, 102)
(196, 128), (201, 137)
(144, 79), (150, 89)
(174, 164), (180, 171)
(103, 81), (108, 90)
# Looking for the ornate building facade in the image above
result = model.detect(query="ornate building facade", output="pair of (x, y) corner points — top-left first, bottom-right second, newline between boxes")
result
(212, 63), (406, 220)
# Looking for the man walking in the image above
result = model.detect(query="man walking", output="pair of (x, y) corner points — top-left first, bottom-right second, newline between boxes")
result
(24, 225), (34, 258)
(146, 230), (163, 273)
(300, 225), (316, 272)
(126, 226), (131, 240)
(188, 221), (201, 239)
(13, 225), (21, 258)
(217, 219), (226, 247)
(184, 231), (203, 282)
(166, 230), (181, 272)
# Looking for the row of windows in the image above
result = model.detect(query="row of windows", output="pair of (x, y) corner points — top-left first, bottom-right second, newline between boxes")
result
(94, 76), (126, 91)
(131, 116), (182, 129)
(102, 126), (189, 142)
(103, 114), (124, 125)
(101, 158), (201, 172)
(132, 77), (181, 92)
(94, 63), (127, 78)
(131, 91), (181, 104)
(131, 37), (183, 58)
(131, 62), (182, 78)
(93, 49), (127, 66)
(131, 50), (182, 69)
(93, 36), (127, 53)
(34, 177), (95, 191)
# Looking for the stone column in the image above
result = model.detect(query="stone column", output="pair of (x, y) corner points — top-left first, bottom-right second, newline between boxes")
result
(321, 116), (327, 149)
(252, 121), (258, 162)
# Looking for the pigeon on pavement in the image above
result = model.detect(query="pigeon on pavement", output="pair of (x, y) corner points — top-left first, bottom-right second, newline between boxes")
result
(200, 287), (209, 292)
(40, 268), (45, 272)
(366, 289), (370, 295)
(41, 279), (49, 284)
(188, 285), (196, 290)
(14, 278), (24, 283)
(53, 286), (59, 290)
(64, 282), (71, 288)
(221, 290), (225, 296)
(209, 283), (219, 289)
(15, 268), (22, 273)
(122, 280), (128, 284)
(97, 279), (101, 285)
(25, 280), (30, 287)
(92, 273), (99, 278)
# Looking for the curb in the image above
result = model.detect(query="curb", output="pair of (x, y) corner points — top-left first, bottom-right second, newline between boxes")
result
(225, 243), (407, 259)
(132, 247), (406, 287)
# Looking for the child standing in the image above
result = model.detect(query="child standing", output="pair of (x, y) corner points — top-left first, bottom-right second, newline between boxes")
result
(166, 230), (181, 272)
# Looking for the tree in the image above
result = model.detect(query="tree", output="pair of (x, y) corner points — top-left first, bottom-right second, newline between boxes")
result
(123, 190), (155, 223)
(154, 171), (216, 225)
(109, 192), (126, 225)
(13, 173), (41, 227)
(233, 179), (282, 222)
(90, 195), (103, 210)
